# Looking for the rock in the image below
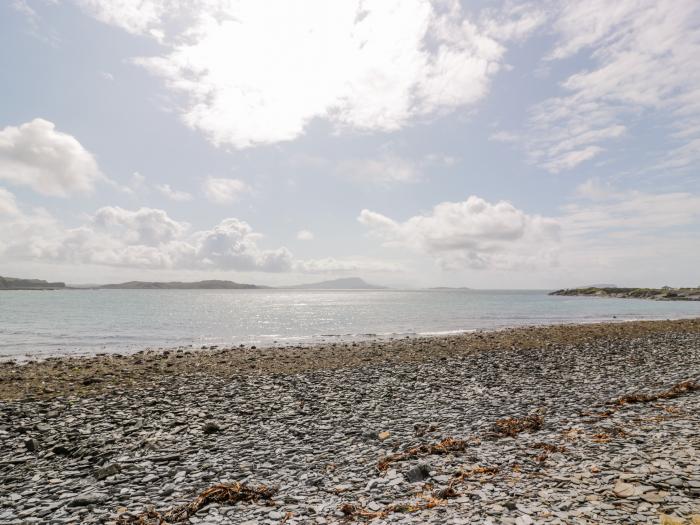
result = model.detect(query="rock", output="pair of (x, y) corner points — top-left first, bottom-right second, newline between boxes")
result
(365, 478), (380, 491)
(640, 491), (665, 503)
(68, 493), (108, 507)
(667, 478), (684, 487)
(24, 438), (40, 451)
(203, 421), (221, 434)
(659, 515), (685, 525)
(515, 516), (534, 525)
(52, 444), (70, 455)
(405, 464), (430, 483)
(613, 482), (636, 498)
(94, 463), (121, 480)
(378, 431), (391, 441)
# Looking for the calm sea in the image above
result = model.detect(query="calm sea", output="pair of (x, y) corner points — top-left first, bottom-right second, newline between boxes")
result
(1, 289), (700, 360)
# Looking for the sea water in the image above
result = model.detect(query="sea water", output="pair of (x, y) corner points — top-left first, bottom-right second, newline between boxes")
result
(2, 288), (700, 359)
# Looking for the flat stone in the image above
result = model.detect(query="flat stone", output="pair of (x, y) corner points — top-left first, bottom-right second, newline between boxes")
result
(94, 463), (121, 480)
(613, 482), (635, 498)
(641, 491), (666, 503)
(68, 493), (109, 507)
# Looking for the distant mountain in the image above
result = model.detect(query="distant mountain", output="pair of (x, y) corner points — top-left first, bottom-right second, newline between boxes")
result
(0, 276), (65, 290)
(99, 280), (265, 290)
(284, 277), (386, 290)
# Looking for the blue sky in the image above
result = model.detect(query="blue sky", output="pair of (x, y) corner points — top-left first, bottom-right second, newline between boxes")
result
(0, 0), (699, 287)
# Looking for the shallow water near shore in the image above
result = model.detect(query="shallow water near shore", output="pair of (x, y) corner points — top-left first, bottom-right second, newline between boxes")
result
(2, 288), (700, 359)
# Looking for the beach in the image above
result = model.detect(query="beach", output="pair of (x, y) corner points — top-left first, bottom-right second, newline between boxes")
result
(1, 319), (699, 524)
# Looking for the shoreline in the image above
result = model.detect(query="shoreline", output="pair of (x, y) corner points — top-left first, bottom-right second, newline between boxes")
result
(1, 318), (699, 401)
(3, 313), (700, 365)
(1, 319), (699, 524)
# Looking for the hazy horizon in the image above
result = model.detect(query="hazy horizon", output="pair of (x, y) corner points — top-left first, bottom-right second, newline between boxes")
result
(1, 1), (699, 289)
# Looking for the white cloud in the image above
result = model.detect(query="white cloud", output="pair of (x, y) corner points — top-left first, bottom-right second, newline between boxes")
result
(0, 118), (103, 197)
(296, 229), (314, 241)
(0, 201), (394, 274)
(553, 185), (700, 284)
(194, 218), (293, 272)
(203, 177), (249, 204)
(156, 183), (192, 201)
(73, 0), (168, 37)
(337, 156), (421, 184)
(74, 0), (536, 148)
(359, 195), (560, 270)
(562, 183), (700, 235)
(92, 206), (188, 245)
(0, 188), (19, 216)
(522, 0), (700, 172)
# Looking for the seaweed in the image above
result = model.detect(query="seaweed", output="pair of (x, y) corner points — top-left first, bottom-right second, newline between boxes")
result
(610, 380), (699, 406)
(493, 413), (544, 437)
(339, 497), (444, 520)
(531, 442), (566, 453)
(117, 482), (276, 524)
(377, 437), (469, 471)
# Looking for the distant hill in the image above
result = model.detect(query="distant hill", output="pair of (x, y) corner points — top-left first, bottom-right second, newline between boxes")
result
(284, 277), (386, 290)
(0, 276), (65, 290)
(99, 280), (264, 290)
(550, 287), (700, 301)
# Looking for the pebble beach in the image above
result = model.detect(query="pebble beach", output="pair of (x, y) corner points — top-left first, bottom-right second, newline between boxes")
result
(1, 319), (699, 525)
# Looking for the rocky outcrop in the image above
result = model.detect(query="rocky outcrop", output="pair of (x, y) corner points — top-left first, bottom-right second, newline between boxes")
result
(550, 287), (700, 301)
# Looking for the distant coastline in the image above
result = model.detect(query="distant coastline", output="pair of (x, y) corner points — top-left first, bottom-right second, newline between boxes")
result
(0, 276), (65, 290)
(0, 275), (384, 291)
(550, 286), (700, 301)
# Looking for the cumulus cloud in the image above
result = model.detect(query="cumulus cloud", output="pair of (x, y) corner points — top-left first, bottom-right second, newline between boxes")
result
(193, 218), (293, 272)
(359, 195), (560, 270)
(73, 0), (541, 148)
(0, 200), (393, 274)
(204, 177), (249, 204)
(156, 183), (192, 201)
(296, 230), (314, 241)
(92, 206), (188, 245)
(73, 0), (169, 37)
(0, 118), (103, 197)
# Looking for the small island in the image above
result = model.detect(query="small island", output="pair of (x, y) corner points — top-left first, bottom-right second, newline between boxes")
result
(550, 286), (700, 301)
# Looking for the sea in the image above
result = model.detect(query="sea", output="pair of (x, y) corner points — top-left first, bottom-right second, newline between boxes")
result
(2, 288), (700, 360)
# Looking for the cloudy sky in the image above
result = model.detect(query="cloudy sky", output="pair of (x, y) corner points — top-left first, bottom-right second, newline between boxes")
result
(1, 0), (699, 288)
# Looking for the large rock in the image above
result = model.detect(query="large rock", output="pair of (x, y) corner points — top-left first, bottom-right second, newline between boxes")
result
(405, 464), (431, 483)
(94, 463), (121, 480)
(612, 481), (635, 498)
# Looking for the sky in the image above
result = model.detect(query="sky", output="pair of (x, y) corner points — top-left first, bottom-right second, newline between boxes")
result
(0, 0), (699, 288)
